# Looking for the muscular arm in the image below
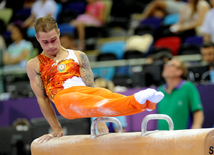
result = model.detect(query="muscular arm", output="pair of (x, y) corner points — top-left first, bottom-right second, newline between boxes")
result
(77, 51), (95, 87)
(26, 58), (63, 142)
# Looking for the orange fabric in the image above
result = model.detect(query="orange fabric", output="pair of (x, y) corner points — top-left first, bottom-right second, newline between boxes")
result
(37, 54), (81, 101)
(54, 86), (157, 119)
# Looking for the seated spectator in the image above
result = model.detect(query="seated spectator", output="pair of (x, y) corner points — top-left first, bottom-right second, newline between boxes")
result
(21, 0), (57, 38)
(69, 0), (105, 51)
(60, 33), (77, 50)
(3, 22), (34, 69)
(155, 0), (210, 41)
(140, 0), (186, 20)
(23, 0), (57, 28)
(200, 42), (214, 83)
(200, 42), (214, 68)
(201, 0), (214, 43)
(91, 77), (127, 133)
(157, 58), (204, 130)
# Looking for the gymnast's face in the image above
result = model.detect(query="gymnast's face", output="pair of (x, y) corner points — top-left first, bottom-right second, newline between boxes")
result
(36, 29), (61, 56)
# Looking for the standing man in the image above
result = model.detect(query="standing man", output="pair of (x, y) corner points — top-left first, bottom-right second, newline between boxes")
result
(26, 16), (164, 143)
(157, 58), (204, 130)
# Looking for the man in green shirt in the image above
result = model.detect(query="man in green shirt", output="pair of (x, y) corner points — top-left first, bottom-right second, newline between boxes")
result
(157, 58), (204, 130)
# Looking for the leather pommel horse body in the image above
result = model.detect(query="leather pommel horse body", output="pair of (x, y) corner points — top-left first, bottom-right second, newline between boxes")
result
(31, 114), (214, 155)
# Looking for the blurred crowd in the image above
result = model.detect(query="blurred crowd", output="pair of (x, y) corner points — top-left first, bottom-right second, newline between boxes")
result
(0, 0), (214, 99)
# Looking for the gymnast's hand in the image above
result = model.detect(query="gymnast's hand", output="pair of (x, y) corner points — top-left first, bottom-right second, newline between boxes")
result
(97, 122), (109, 134)
(37, 129), (64, 143)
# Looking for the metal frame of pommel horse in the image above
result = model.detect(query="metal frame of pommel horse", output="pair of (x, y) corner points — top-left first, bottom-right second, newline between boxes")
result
(90, 117), (123, 139)
(31, 114), (214, 155)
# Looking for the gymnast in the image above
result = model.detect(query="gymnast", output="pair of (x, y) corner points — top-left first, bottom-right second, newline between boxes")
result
(26, 16), (164, 143)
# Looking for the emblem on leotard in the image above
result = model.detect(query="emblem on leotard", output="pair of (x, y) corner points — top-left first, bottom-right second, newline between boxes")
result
(57, 64), (66, 72)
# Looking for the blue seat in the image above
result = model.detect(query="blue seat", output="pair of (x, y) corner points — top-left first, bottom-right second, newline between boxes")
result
(64, 1), (86, 15)
(140, 17), (162, 31)
(27, 27), (36, 38)
(92, 67), (116, 80)
(163, 13), (179, 25)
(58, 24), (75, 35)
(100, 41), (126, 60)
(183, 35), (203, 47)
(92, 52), (117, 80)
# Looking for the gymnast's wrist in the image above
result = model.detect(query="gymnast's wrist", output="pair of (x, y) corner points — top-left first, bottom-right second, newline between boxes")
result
(52, 125), (63, 131)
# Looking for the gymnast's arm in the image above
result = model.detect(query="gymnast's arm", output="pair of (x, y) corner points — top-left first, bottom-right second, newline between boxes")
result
(26, 58), (63, 142)
(75, 50), (109, 134)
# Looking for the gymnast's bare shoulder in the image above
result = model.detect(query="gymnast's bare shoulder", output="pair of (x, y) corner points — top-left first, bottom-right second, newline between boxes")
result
(26, 57), (40, 76)
(73, 50), (85, 57)
(73, 50), (90, 65)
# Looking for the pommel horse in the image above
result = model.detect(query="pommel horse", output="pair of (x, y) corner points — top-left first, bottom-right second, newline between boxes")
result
(31, 114), (214, 155)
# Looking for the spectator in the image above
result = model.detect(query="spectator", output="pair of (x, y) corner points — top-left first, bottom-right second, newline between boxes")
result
(201, 0), (214, 43)
(170, 0), (209, 38)
(91, 77), (127, 133)
(140, 0), (186, 20)
(156, 0), (210, 41)
(200, 42), (214, 83)
(23, 0), (57, 28)
(20, 0), (57, 39)
(3, 21), (34, 68)
(200, 42), (214, 67)
(69, 0), (106, 51)
(60, 33), (77, 50)
(157, 58), (204, 130)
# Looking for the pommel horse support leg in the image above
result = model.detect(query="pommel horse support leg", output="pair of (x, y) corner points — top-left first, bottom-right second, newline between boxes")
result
(31, 114), (214, 155)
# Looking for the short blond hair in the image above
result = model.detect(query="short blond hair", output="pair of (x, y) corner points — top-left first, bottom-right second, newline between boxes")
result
(34, 16), (58, 35)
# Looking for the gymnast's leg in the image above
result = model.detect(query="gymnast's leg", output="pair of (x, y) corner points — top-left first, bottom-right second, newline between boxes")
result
(54, 86), (164, 119)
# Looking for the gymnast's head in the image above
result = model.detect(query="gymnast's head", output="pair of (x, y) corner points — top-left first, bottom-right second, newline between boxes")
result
(34, 16), (59, 38)
(34, 16), (62, 55)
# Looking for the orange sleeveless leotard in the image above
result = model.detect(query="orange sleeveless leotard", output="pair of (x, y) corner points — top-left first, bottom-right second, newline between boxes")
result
(37, 52), (158, 120)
